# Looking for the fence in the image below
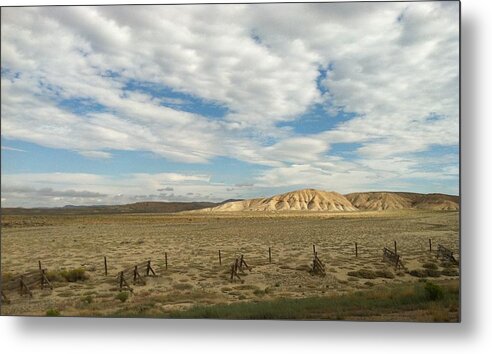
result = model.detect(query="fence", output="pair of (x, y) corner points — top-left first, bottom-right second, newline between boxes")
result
(1, 239), (459, 303)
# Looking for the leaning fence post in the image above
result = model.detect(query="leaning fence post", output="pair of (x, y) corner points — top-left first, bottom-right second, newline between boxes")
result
(394, 240), (397, 255)
(269, 247), (272, 263)
(104, 256), (108, 276)
(41, 269), (45, 289)
(313, 244), (316, 256)
(218, 250), (222, 265)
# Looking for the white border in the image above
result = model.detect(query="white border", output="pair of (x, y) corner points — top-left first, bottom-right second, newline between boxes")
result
(2, 0), (491, 353)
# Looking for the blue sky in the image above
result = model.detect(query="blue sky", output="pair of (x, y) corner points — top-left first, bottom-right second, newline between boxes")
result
(1, 3), (459, 207)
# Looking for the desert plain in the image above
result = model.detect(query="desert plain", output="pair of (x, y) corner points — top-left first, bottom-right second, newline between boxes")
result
(0, 208), (459, 321)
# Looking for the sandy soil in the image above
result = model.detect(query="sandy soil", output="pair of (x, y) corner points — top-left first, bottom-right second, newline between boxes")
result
(0, 210), (459, 317)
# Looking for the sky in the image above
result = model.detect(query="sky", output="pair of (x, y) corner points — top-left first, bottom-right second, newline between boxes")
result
(0, 2), (460, 208)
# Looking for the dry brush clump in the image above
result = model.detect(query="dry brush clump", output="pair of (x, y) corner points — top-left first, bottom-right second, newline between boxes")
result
(47, 268), (89, 283)
(347, 269), (395, 279)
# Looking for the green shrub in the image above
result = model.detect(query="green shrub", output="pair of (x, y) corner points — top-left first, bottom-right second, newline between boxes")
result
(347, 269), (377, 279)
(253, 289), (265, 297)
(60, 268), (88, 282)
(115, 292), (129, 303)
(375, 270), (395, 279)
(46, 309), (60, 316)
(424, 282), (444, 301)
(46, 270), (65, 282)
(423, 262), (439, 270)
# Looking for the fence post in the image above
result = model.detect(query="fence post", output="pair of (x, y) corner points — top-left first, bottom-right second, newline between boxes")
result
(218, 250), (222, 266)
(394, 240), (397, 255)
(355, 242), (358, 258)
(41, 269), (45, 289)
(269, 247), (272, 263)
(38, 260), (42, 270)
(165, 252), (168, 270)
(104, 256), (108, 276)
(429, 239), (432, 252)
(313, 244), (316, 256)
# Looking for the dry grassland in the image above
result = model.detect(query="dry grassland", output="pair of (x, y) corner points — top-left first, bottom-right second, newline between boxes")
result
(0, 210), (459, 320)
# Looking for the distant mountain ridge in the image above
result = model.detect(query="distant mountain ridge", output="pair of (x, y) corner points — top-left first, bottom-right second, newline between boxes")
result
(345, 192), (459, 211)
(1, 201), (220, 215)
(1, 190), (459, 215)
(203, 189), (459, 212)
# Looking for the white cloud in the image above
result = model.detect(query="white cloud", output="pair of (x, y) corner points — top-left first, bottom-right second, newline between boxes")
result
(1, 145), (26, 152)
(0, 2), (459, 205)
(78, 150), (113, 159)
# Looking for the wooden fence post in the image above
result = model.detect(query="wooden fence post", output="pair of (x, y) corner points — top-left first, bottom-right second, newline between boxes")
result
(429, 239), (432, 252)
(165, 252), (168, 270)
(38, 260), (42, 270)
(269, 247), (272, 263)
(355, 242), (358, 257)
(313, 244), (316, 256)
(218, 250), (222, 265)
(394, 240), (397, 255)
(104, 256), (108, 276)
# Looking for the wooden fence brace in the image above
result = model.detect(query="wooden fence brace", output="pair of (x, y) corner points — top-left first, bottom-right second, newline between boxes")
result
(146, 260), (156, 276)
(230, 258), (241, 282)
(382, 247), (404, 270)
(218, 250), (222, 266)
(133, 265), (145, 284)
(311, 253), (326, 276)
(40, 269), (53, 290)
(355, 242), (358, 257)
(1, 290), (9, 304)
(104, 256), (108, 276)
(436, 244), (458, 264)
(118, 271), (133, 292)
(269, 247), (272, 263)
(19, 276), (33, 297)
(238, 254), (250, 271)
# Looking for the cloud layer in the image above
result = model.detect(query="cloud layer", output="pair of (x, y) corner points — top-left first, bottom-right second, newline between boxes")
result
(1, 2), (459, 207)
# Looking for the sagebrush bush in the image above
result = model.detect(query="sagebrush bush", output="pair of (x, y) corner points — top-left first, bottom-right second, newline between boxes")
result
(116, 292), (129, 303)
(423, 262), (439, 270)
(410, 269), (441, 278)
(46, 309), (60, 316)
(60, 268), (88, 282)
(424, 282), (444, 301)
(375, 270), (395, 279)
(347, 269), (377, 279)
